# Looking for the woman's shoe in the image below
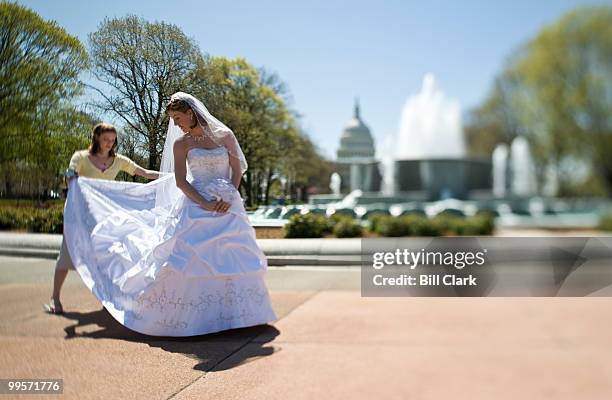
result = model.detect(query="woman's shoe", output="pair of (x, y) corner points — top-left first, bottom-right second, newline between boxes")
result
(43, 298), (64, 315)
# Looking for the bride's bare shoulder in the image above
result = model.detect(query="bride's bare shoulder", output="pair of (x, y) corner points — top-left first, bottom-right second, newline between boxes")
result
(173, 135), (189, 154)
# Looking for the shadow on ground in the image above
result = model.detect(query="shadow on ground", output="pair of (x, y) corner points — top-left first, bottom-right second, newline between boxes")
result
(59, 307), (280, 372)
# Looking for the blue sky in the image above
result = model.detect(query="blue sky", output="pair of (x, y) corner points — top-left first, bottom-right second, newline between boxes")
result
(18, 0), (611, 159)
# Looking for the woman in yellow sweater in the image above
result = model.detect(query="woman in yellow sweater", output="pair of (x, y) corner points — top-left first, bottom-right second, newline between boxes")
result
(44, 122), (159, 314)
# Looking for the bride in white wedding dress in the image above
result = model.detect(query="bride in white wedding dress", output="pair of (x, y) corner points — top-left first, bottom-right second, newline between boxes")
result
(63, 92), (277, 336)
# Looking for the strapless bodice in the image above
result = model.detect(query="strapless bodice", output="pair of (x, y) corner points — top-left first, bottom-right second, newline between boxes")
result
(187, 146), (236, 202)
(187, 146), (231, 184)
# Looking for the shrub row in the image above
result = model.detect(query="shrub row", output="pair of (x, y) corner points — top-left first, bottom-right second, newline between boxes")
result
(284, 212), (495, 238)
(373, 213), (495, 237)
(0, 204), (64, 233)
(283, 213), (364, 238)
(597, 214), (612, 232)
(1, 202), (496, 238)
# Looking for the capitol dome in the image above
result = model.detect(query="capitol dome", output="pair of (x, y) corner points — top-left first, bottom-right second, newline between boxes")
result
(336, 99), (375, 160)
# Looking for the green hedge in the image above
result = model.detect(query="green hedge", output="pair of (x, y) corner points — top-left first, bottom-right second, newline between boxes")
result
(372, 213), (494, 237)
(376, 216), (412, 237)
(333, 219), (363, 238)
(0, 203), (64, 233)
(327, 213), (353, 233)
(284, 212), (364, 238)
(405, 215), (443, 236)
(598, 214), (612, 232)
(284, 213), (327, 238)
(284, 212), (496, 238)
(1, 200), (496, 238)
(367, 213), (388, 233)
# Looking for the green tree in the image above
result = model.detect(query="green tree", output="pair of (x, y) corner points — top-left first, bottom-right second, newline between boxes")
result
(283, 132), (335, 201)
(467, 6), (612, 196)
(189, 56), (334, 205)
(88, 15), (201, 170)
(189, 56), (299, 205)
(464, 73), (523, 158)
(0, 1), (89, 197)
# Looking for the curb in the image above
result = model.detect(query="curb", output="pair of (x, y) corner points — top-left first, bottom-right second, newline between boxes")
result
(0, 248), (363, 266)
(0, 233), (363, 266)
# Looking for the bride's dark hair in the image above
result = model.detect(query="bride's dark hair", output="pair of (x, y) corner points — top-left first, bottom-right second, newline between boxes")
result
(166, 98), (199, 129)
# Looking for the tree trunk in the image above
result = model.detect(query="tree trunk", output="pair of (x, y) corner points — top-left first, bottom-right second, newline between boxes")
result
(4, 168), (12, 198)
(148, 134), (158, 170)
(254, 172), (261, 206)
(244, 170), (253, 207)
(264, 167), (273, 205)
(601, 167), (612, 197)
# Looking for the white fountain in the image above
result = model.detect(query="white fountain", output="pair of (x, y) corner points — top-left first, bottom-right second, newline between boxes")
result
(396, 73), (465, 160)
(378, 135), (396, 196)
(510, 136), (537, 197)
(329, 172), (341, 195)
(388, 73), (475, 201)
(492, 143), (509, 198)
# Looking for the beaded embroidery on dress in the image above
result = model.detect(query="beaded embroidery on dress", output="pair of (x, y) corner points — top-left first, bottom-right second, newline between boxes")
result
(63, 146), (277, 337)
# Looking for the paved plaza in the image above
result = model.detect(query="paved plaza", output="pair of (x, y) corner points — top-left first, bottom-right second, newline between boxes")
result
(1, 255), (612, 399)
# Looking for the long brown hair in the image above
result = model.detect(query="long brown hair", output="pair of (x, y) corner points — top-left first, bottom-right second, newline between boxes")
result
(88, 123), (118, 156)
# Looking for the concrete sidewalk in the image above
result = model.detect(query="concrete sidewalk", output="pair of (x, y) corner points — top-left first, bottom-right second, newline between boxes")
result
(2, 255), (612, 399)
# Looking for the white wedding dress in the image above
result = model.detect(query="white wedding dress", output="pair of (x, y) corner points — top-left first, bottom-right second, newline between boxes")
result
(63, 146), (277, 336)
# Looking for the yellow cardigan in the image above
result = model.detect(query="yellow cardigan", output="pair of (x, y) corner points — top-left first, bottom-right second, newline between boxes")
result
(68, 150), (139, 180)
